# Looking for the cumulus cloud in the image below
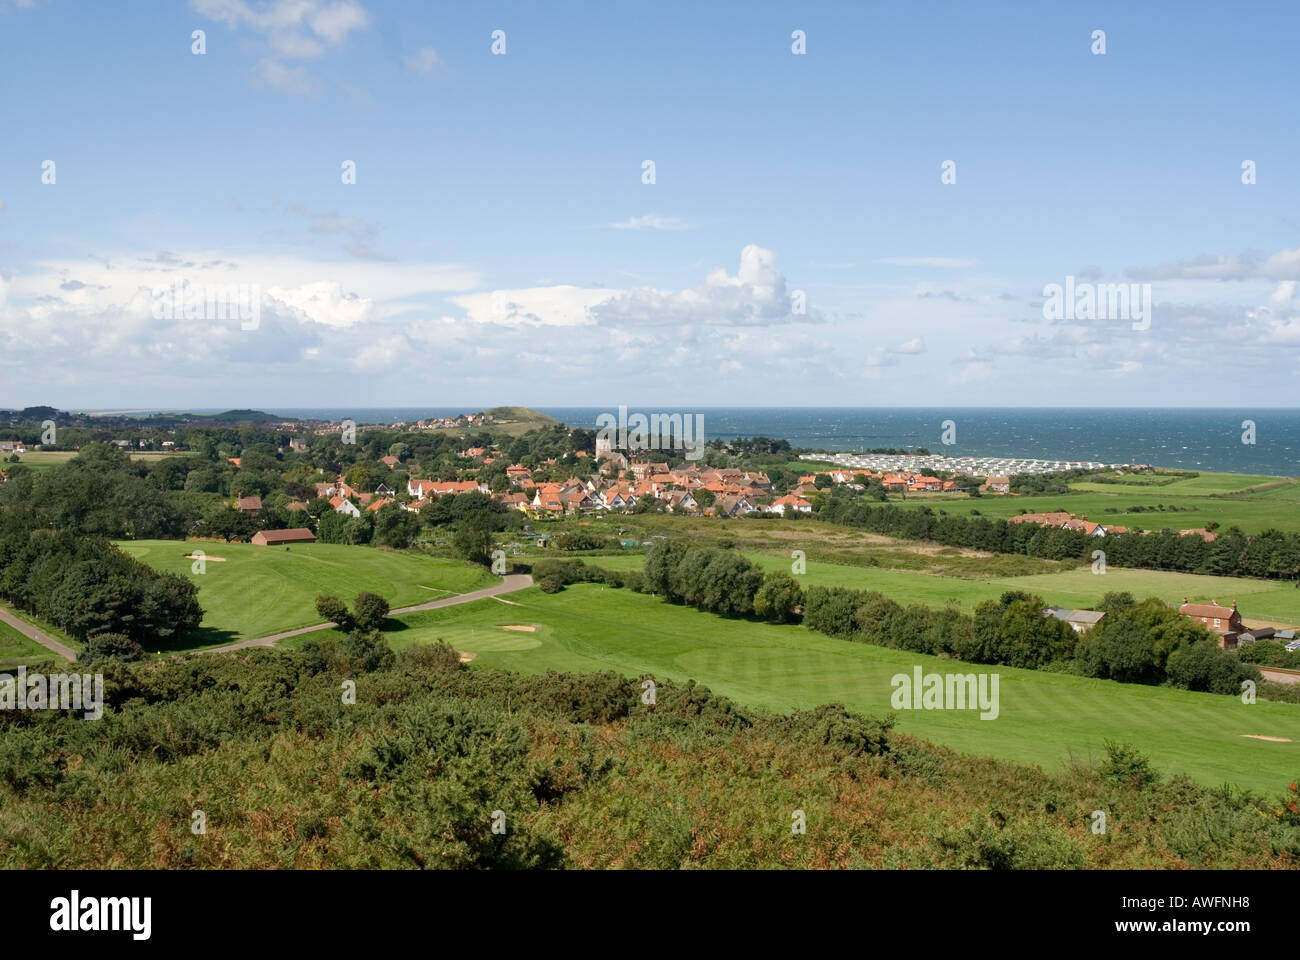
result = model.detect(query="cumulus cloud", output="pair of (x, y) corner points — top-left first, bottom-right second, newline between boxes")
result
(194, 0), (369, 96)
(193, 0), (368, 57)
(590, 245), (807, 327)
(447, 246), (810, 329)
(450, 286), (617, 327)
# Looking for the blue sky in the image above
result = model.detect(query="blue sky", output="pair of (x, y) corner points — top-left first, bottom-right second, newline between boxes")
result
(1, 0), (1298, 409)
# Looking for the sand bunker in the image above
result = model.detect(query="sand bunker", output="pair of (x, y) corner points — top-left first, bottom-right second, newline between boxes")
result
(458, 652), (478, 663)
(1240, 734), (1294, 742)
(186, 554), (227, 562)
(501, 625), (537, 632)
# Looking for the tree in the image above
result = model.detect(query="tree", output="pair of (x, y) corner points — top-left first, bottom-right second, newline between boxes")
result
(315, 594), (353, 630)
(373, 503), (419, 549)
(1165, 641), (1259, 694)
(353, 591), (390, 631)
(753, 572), (803, 623)
(452, 513), (495, 565)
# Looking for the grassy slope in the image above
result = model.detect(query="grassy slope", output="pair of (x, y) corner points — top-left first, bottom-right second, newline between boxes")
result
(117, 540), (496, 649)
(0, 617), (56, 668)
(889, 472), (1300, 533)
(289, 584), (1300, 794)
(589, 551), (1300, 625)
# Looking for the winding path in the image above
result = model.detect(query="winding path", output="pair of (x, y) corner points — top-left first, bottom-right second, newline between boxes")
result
(0, 603), (78, 662)
(199, 573), (534, 654)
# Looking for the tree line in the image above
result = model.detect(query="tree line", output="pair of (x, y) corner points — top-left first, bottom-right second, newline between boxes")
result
(0, 512), (202, 648)
(815, 497), (1300, 580)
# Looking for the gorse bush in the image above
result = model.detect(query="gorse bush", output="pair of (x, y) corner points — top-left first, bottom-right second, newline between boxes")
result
(0, 646), (1295, 868)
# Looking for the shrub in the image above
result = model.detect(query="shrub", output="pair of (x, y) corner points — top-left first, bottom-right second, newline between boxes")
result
(337, 628), (395, 673)
(353, 591), (390, 631)
(1100, 740), (1159, 791)
(314, 594), (352, 630)
(753, 572), (803, 623)
(84, 633), (145, 662)
(1165, 641), (1259, 695)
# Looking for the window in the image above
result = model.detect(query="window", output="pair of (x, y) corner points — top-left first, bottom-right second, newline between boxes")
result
(1213, 618), (1221, 628)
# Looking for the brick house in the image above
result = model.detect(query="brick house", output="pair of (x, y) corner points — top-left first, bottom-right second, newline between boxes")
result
(1179, 599), (1244, 649)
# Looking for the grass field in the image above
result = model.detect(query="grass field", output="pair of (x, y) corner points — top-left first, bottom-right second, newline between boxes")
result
(0, 617), (55, 668)
(890, 472), (1300, 533)
(10, 450), (194, 470)
(287, 583), (1300, 794)
(117, 540), (497, 649)
(587, 551), (1300, 625)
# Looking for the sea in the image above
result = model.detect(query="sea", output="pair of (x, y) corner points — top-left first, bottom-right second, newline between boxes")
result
(93, 408), (1300, 476)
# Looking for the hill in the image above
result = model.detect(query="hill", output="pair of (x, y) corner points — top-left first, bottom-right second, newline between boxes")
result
(1, 644), (1295, 868)
(197, 409), (293, 424)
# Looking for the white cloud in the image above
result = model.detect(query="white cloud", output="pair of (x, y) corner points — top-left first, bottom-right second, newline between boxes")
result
(192, 0), (369, 58)
(607, 214), (693, 231)
(956, 361), (993, 383)
(447, 245), (809, 329)
(193, 0), (369, 96)
(876, 256), (977, 268)
(450, 285), (616, 327)
(5, 253), (480, 329)
(590, 245), (804, 327)
(254, 58), (323, 96)
(403, 47), (442, 74)
(1128, 247), (1300, 282)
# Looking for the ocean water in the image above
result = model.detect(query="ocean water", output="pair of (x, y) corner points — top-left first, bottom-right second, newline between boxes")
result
(103, 407), (1300, 476)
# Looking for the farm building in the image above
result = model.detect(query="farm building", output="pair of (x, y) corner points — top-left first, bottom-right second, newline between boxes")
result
(1044, 607), (1106, 633)
(251, 528), (317, 546)
(1179, 599), (1243, 649)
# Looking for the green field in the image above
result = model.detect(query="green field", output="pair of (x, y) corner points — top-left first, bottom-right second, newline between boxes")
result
(889, 472), (1300, 534)
(0, 617), (55, 668)
(9, 450), (194, 470)
(117, 540), (497, 649)
(288, 583), (1300, 794)
(588, 551), (1300, 625)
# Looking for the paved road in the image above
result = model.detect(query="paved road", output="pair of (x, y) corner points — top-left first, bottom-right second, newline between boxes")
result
(200, 573), (534, 654)
(0, 603), (77, 661)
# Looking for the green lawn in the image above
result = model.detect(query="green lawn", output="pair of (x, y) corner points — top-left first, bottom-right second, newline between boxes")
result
(589, 551), (1300, 625)
(117, 540), (497, 649)
(292, 583), (1300, 794)
(10, 450), (194, 470)
(0, 617), (56, 668)
(890, 472), (1300, 534)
